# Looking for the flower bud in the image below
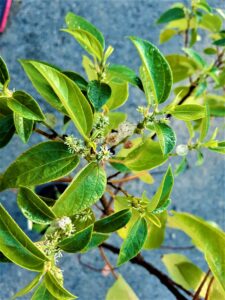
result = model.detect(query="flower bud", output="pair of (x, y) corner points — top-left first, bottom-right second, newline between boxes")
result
(176, 144), (188, 156)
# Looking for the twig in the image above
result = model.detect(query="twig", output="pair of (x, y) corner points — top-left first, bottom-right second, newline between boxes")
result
(193, 270), (211, 300)
(109, 171), (147, 184)
(102, 243), (192, 300)
(107, 182), (129, 197)
(161, 245), (195, 251)
(34, 128), (57, 140)
(77, 254), (103, 272)
(99, 246), (118, 279)
(205, 276), (214, 300)
(107, 171), (121, 181)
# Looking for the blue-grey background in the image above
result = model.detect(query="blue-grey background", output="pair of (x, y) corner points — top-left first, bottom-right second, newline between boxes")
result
(0, 0), (224, 299)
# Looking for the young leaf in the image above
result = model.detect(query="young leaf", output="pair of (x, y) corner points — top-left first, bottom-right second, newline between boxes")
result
(169, 104), (206, 121)
(147, 165), (174, 212)
(58, 225), (93, 253)
(0, 56), (10, 86)
(123, 139), (168, 171)
(52, 162), (106, 217)
(20, 60), (93, 139)
(157, 7), (185, 24)
(146, 214), (161, 228)
(117, 218), (148, 266)
(199, 103), (210, 142)
(0, 204), (47, 271)
(0, 141), (79, 191)
(106, 81), (129, 110)
(13, 113), (34, 143)
(168, 211), (225, 292)
(154, 122), (176, 155)
(82, 232), (109, 252)
(106, 275), (139, 300)
(183, 48), (207, 68)
(44, 271), (77, 300)
(13, 273), (43, 299)
(0, 114), (15, 148)
(31, 283), (57, 300)
(65, 12), (105, 48)
(94, 209), (132, 233)
(199, 13), (222, 33)
(159, 29), (177, 44)
(175, 157), (188, 177)
(87, 80), (111, 111)
(107, 64), (143, 88)
(7, 91), (45, 121)
(17, 187), (57, 225)
(130, 36), (172, 104)
(208, 141), (225, 154)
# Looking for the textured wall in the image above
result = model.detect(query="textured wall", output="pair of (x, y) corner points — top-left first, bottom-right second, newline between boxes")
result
(0, 0), (224, 299)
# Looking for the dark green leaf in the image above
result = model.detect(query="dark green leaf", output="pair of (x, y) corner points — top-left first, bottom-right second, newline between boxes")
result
(82, 232), (109, 252)
(53, 162), (106, 217)
(157, 7), (185, 24)
(7, 91), (45, 121)
(17, 187), (57, 224)
(44, 271), (77, 299)
(94, 209), (132, 233)
(183, 48), (207, 68)
(117, 218), (148, 266)
(63, 71), (88, 91)
(0, 96), (12, 116)
(31, 282), (57, 300)
(130, 37), (172, 104)
(213, 38), (225, 46)
(154, 122), (176, 155)
(0, 114), (15, 148)
(0, 141), (79, 191)
(65, 12), (105, 49)
(13, 113), (34, 143)
(0, 205), (47, 271)
(0, 56), (10, 86)
(58, 225), (93, 253)
(87, 80), (111, 111)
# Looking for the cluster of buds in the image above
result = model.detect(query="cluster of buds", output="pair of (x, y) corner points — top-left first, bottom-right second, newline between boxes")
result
(176, 144), (189, 156)
(91, 114), (109, 142)
(127, 196), (148, 215)
(106, 122), (136, 146)
(73, 208), (93, 223)
(96, 145), (112, 161)
(64, 135), (89, 157)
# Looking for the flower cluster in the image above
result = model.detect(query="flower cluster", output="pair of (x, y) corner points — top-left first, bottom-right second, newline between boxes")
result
(106, 122), (136, 146)
(64, 135), (89, 157)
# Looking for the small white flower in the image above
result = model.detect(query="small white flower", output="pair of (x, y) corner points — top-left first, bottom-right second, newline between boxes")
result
(176, 144), (189, 156)
(57, 217), (72, 230)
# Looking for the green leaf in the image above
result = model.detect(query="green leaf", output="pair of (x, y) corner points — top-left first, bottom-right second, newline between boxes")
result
(106, 80), (129, 110)
(159, 29), (177, 44)
(31, 282), (57, 300)
(169, 104), (206, 121)
(199, 103), (210, 142)
(123, 139), (168, 171)
(157, 7), (185, 24)
(44, 271), (77, 300)
(208, 141), (225, 154)
(205, 94), (225, 117)
(147, 165), (174, 212)
(154, 122), (176, 155)
(0, 204), (47, 271)
(175, 157), (188, 177)
(13, 113), (33, 143)
(58, 225), (93, 253)
(146, 213), (161, 228)
(0, 141), (79, 191)
(213, 38), (225, 46)
(106, 275), (139, 300)
(204, 47), (217, 55)
(168, 211), (225, 292)
(7, 91), (45, 121)
(13, 273), (43, 299)
(117, 218), (148, 266)
(20, 60), (67, 114)
(82, 232), (109, 252)
(21, 60), (93, 139)
(106, 112), (127, 134)
(53, 162), (106, 217)
(94, 209), (132, 233)
(17, 187), (56, 225)
(0, 114), (15, 148)
(166, 54), (198, 83)
(87, 80), (111, 111)
(0, 96), (12, 116)
(144, 212), (167, 249)
(130, 36), (172, 104)
(162, 254), (205, 291)
(63, 28), (103, 61)
(63, 71), (88, 91)
(0, 56), (10, 86)
(183, 48), (207, 68)
(199, 13), (222, 33)
(65, 12), (105, 48)
(82, 55), (97, 81)
(107, 64), (142, 88)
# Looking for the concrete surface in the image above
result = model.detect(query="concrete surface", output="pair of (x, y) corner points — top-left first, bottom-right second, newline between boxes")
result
(0, 0), (224, 299)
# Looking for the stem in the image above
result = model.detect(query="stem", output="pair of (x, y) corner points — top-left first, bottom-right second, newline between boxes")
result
(193, 270), (211, 300)
(205, 276), (214, 300)
(34, 128), (57, 140)
(107, 182), (129, 197)
(99, 246), (118, 279)
(102, 243), (192, 300)
(109, 171), (147, 184)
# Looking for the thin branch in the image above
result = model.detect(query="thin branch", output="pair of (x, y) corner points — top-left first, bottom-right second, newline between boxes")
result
(205, 276), (214, 300)
(193, 270), (211, 300)
(34, 128), (57, 140)
(102, 243), (192, 300)
(77, 254), (102, 272)
(107, 171), (121, 181)
(99, 246), (118, 279)
(109, 171), (147, 184)
(107, 182), (129, 197)
(161, 245), (195, 251)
